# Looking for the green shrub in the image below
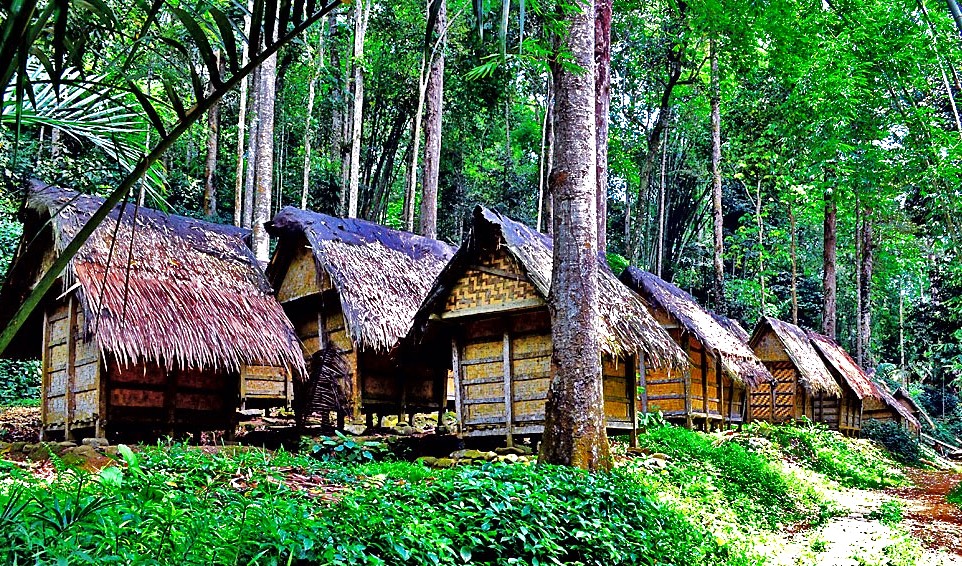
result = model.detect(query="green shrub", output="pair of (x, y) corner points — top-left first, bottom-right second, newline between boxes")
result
(861, 419), (921, 464)
(0, 441), (756, 566)
(765, 422), (905, 488)
(946, 482), (962, 506)
(302, 430), (394, 463)
(0, 360), (40, 406)
(635, 425), (819, 529)
(868, 500), (904, 526)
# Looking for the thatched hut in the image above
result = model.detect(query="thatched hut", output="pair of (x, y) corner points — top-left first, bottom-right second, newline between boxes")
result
(806, 331), (919, 434)
(747, 317), (848, 429)
(619, 268), (774, 428)
(265, 207), (457, 425)
(411, 207), (685, 445)
(0, 181), (304, 440)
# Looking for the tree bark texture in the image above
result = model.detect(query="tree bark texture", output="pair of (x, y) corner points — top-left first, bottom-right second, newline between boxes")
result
(594, 0), (611, 252)
(252, 26), (278, 262)
(419, 0), (446, 238)
(822, 187), (837, 338)
(859, 206), (874, 367)
(234, 0), (254, 227)
(203, 51), (223, 218)
(789, 200), (799, 325)
(243, 64), (260, 230)
(710, 38), (725, 314)
(347, 0), (371, 219)
(302, 32), (324, 210)
(539, 0), (610, 471)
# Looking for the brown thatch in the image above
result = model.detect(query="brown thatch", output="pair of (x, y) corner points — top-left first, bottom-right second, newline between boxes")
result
(712, 313), (750, 344)
(751, 317), (842, 397)
(414, 206), (686, 367)
(806, 331), (879, 400)
(2, 180), (304, 373)
(620, 268), (774, 387)
(266, 207), (457, 353)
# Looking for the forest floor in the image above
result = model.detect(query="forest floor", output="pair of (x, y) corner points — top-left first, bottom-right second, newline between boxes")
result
(759, 464), (962, 565)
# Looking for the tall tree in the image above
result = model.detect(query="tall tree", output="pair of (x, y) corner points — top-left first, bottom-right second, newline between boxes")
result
(252, 12), (279, 262)
(822, 185), (838, 338)
(859, 204), (874, 366)
(709, 37), (724, 312)
(539, 0), (610, 471)
(347, 0), (371, 218)
(203, 51), (224, 218)
(419, 0), (446, 238)
(234, 0), (254, 227)
(594, 0), (612, 252)
(302, 30), (326, 209)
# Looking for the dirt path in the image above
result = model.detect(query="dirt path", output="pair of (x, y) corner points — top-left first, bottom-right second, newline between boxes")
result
(888, 468), (962, 556)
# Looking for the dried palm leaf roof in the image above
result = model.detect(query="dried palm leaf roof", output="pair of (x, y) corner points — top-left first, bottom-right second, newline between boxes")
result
(713, 313), (750, 344)
(750, 317), (842, 397)
(806, 331), (879, 400)
(620, 267), (774, 388)
(414, 206), (687, 367)
(267, 207), (457, 353)
(8, 180), (304, 373)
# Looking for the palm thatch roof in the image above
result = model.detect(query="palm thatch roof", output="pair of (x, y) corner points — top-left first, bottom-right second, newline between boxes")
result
(1, 180), (304, 373)
(751, 317), (842, 397)
(713, 313), (750, 344)
(619, 268), (773, 387)
(266, 207), (457, 353)
(414, 206), (686, 367)
(806, 331), (880, 400)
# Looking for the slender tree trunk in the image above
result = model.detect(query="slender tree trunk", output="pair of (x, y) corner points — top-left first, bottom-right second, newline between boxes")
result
(855, 195), (863, 364)
(235, 0), (254, 226)
(243, 64), (260, 229)
(537, 76), (551, 233)
(859, 205), (874, 367)
(822, 186), (837, 338)
(899, 288), (905, 370)
(655, 124), (668, 278)
(302, 33), (325, 209)
(756, 179), (765, 314)
(203, 51), (223, 218)
(710, 38), (725, 313)
(252, 16), (278, 262)
(789, 200), (799, 325)
(539, 0), (610, 471)
(543, 87), (555, 236)
(347, 0), (371, 219)
(419, 0), (446, 238)
(594, 0), (612, 252)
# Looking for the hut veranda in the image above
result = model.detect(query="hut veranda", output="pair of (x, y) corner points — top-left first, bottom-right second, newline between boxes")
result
(619, 268), (774, 429)
(410, 206), (685, 446)
(0, 181), (304, 441)
(266, 207), (457, 426)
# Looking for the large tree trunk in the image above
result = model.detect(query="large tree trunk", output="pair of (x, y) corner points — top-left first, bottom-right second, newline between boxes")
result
(347, 0), (371, 219)
(709, 38), (725, 313)
(822, 186), (837, 338)
(859, 205), (874, 367)
(419, 0), (446, 238)
(252, 21), (278, 262)
(594, 0), (612, 252)
(234, 0), (254, 227)
(203, 51), (223, 218)
(539, 0), (609, 471)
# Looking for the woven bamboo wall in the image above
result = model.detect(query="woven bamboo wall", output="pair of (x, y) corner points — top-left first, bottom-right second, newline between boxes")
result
(42, 298), (102, 437)
(456, 312), (634, 437)
(445, 248), (543, 315)
(863, 396), (898, 422)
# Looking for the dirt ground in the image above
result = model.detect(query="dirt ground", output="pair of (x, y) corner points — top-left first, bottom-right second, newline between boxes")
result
(889, 468), (962, 555)
(0, 405), (40, 442)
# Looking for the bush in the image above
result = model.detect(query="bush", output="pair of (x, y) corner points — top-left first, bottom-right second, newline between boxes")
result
(0, 441), (755, 566)
(0, 360), (40, 406)
(946, 482), (962, 506)
(635, 425), (819, 529)
(765, 422), (905, 488)
(861, 419), (921, 464)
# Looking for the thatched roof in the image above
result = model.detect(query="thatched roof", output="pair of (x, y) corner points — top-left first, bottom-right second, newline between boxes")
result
(267, 207), (457, 353)
(414, 207), (686, 367)
(751, 317), (842, 397)
(806, 331), (879, 400)
(620, 268), (773, 387)
(1, 180), (304, 373)
(713, 313), (750, 344)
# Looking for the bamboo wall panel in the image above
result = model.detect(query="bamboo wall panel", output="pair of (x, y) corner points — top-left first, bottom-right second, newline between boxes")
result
(643, 365), (687, 415)
(242, 365), (290, 399)
(603, 355), (631, 425)
(445, 249), (543, 315)
(750, 360), (795, 423)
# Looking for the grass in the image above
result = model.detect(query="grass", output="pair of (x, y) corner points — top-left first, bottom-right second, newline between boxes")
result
(947, 482), (962, 506)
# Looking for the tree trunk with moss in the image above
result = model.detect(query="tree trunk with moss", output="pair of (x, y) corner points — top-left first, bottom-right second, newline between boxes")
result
(539, 0), (610, 472)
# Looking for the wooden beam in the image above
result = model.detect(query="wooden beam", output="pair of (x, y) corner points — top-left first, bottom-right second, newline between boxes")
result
(716, 356), (725, 427)
(638, 354), (648, 414)
(701, 346), (708, 429)
(439, 298), (544, 320)
(470, 264), (526, 281)
(683, 334), (693, 429)
(628, 355), (638, 448)
(452, 338), (463, 434)
(40, 309), (50, 440)
(502, 332), (514, 447)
